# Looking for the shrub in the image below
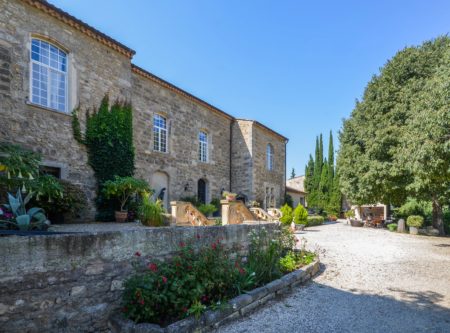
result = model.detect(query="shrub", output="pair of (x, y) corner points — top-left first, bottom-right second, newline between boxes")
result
(279, 204), (293, 225)
(292, 204), (308, 225)
(279, 250), (315, 273)
(180, 196), (201, 207)
(103, 176), (151, 211)
(406, 215), (424, 228)
(327, 215), (338, 221)
(138, 196), (164, 227)
(306, 215), (324, 226)
(344, 210), (355, 219)
(387, 223), (397, 232)
(198, 204), (217, 217)
(122, 238), (243, 325)
(283, 194), (293, 208)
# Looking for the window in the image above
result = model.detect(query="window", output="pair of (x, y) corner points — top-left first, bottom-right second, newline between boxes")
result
(266, 144), (274, 170)
(153, 114), (168, 152)
(198, 131), (208, 162)
(39, 165), (61, 179)
(30, 39), (68, 112)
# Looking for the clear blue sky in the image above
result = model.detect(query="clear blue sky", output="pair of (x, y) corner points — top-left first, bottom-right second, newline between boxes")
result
(51, 0), (450, 176)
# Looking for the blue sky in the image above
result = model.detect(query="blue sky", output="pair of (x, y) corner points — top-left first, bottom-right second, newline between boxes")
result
(51, 0), (450, 176)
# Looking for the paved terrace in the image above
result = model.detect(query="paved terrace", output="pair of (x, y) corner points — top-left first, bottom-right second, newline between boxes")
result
(216, 221), (450, 333)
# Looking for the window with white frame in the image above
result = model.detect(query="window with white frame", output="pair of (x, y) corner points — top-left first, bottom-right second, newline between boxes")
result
(198, 131), (208, 162)
(266, 144), (274, 170)
(153, 114), (168, 152)
(30, 38), (68, 112)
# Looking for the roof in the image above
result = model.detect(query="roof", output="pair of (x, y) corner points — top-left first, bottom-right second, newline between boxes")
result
(286, 175), (306, 193)
(131, 64), (233, 121)
(286, 186), (306, 195)
(235, 119), (288, 142)
(23, 0), (135, 58)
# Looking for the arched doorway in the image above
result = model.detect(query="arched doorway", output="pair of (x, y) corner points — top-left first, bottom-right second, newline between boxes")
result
(150, 171), (170, 210)
(197, 179), (207, 204)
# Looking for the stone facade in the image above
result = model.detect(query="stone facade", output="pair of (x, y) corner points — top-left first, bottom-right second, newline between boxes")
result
(232, 120), (287, 208)
(0, 0), (287, 219)
(0, 223), (280, 333)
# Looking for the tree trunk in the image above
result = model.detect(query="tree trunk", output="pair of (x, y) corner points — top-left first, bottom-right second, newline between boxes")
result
(432, 197), (445, 236)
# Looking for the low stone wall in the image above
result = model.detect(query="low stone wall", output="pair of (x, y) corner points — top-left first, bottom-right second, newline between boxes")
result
(109, 260), (321, 333)
(0, 223), (279, 333)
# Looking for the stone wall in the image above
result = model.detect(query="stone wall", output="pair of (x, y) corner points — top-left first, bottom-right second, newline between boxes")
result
(0, 0), (133, 220)
(231, 120), (286, 207)
(0, 223), (279, 333)
(132, 73), (232, 207)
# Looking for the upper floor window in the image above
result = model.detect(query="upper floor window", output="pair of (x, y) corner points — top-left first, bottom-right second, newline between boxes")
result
(266, 144), (274, 170)
(198, 131), (208, 162)
(30, 39), (68, 113)
(153, 114), (167, 152)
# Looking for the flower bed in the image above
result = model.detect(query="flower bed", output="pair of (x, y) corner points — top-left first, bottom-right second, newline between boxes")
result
(110, 227), (319, 332)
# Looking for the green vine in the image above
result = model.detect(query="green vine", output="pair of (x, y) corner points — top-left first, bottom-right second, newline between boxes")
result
(72, 95), (135, 220)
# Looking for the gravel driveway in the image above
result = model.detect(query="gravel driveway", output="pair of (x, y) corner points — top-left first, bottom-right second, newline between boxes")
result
(216, 221), (450, 333)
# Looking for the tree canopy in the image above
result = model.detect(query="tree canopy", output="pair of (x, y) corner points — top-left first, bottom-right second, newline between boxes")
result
(337, 36), (450, 234)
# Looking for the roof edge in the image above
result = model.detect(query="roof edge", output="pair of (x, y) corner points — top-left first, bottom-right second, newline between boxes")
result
(23, 0), (135, 58)
(131, 64), (233, 121)
(235, 119), (288, 142)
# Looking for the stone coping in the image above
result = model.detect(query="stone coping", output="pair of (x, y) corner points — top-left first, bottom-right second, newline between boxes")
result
(108, 259), (320, 333)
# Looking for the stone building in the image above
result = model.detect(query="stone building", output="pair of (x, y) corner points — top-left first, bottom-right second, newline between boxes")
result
(0, 0), (287, 219)
(286, 175), (307, 208)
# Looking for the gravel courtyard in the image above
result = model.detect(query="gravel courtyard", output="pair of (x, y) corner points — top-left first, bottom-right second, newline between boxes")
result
(216, 222), (450, 333)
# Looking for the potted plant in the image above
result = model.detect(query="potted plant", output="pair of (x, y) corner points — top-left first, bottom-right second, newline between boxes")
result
(198, 203), (217, 217)
(406, 215), (424, 235)
(138, 195), (164, 227)
(103, 176), (151, 223)
(222, 191), (237, 201)
(345, 210), (355, 223)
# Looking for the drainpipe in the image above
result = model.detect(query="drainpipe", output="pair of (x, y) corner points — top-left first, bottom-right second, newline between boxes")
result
(229, 120), (233, 192)
(284, 140), (287, 204)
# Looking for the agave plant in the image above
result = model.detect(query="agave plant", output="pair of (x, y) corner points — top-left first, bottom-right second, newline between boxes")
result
(0, 189), (50, 231)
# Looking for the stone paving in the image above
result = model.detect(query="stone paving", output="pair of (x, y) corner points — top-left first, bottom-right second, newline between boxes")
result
(216, 221), (450, 333)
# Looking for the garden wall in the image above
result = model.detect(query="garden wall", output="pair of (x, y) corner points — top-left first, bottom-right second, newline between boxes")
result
(0, 223), (279, 333)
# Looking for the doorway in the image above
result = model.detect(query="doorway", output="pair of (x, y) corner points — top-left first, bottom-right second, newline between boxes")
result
(197, 179), (207, 204)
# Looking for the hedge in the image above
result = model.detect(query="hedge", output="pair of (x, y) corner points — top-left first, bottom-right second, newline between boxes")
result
(306, 215), (324, 227)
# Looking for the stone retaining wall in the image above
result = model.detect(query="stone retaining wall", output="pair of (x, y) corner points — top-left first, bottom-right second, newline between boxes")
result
(109, 260), (320, 333)
(0, 223), (278, 333)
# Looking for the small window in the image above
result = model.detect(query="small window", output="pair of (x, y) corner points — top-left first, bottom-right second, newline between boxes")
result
(198, 131), (208, 162)
(39, 165), (61, 179)
(266, 144), (274, 170)
(153, 114), (168, 152)
(30, 39), (68, 112)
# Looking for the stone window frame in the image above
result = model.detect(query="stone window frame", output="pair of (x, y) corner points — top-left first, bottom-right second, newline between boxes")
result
(198, 130), (209, 163)
(152, 112), (170, 154)
(266, 143), (274, 171)
(27, 34), (71, 114)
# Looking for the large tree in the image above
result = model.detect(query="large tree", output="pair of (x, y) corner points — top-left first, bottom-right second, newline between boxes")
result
(338, 36), (450, 234)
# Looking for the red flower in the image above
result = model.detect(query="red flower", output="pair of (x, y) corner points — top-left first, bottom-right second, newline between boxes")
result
(162, 276), (168, 284)
(139, 299), (145, 305)
(234, 261), (240, 268)
(148, 263), (158, 272)
(196, 234), (201, 239)
(187, 265), (192, 270)
(134, 251), (141, 257)
(211, 243), (217, 250)
(179, 241), (185, 248)
(201, 295), (208, 303)
(239, 267), (246, 275)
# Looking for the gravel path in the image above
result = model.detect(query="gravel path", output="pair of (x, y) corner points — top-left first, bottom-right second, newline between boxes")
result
(216, 221), (450, 333)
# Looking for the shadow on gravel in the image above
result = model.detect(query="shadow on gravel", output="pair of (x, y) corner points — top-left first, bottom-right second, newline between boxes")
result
(295, 283), (450, 332)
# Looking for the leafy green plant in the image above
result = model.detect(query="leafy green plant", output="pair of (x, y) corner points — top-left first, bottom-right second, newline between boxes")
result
(279, 203), (293, 225)
(306, 215), (325, 226)
(138, 196), (164, 227)
(279, 250), (315, 273)
(387, 223), (397, 232)
(344, 210), (355, 219)
(293, 204), (308, 225)
(406, 215), (424, 228)
(72, 96), (135, 220)
(198, 203), (217, 217)
(103, 176), (151, 212)
(0, 190), (50, 230)
(180, 196), (201, 207)
(214, 218), (222, 226)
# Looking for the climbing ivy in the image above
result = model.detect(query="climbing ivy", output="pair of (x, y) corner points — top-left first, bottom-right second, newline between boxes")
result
(72, 95), (135, 220)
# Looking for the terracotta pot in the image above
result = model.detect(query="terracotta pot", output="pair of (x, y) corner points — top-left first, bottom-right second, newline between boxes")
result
(115, 211), (128, 223)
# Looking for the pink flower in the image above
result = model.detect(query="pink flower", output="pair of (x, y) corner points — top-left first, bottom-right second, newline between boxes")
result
(139, 299), (145, 305)
(134, 251), (141, 257)
(148, 263), (158, 272)
(162, 276), (168, 284)
(196, 234), (201, 239)
(211, 243), (217, 250)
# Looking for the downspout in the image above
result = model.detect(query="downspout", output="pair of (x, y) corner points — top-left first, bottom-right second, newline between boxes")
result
(284, 140), (287, 203)
(229, 119), (233, 192)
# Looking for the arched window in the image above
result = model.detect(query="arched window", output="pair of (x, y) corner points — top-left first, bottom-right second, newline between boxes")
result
(266, 144), (274, 170)
(153, 114), (167, 152)
(198, 131), (208, 162)
(30, 38), (68, 112)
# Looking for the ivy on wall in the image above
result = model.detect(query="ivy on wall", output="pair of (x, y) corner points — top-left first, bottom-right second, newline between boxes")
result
(72, 95), (135, 220)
